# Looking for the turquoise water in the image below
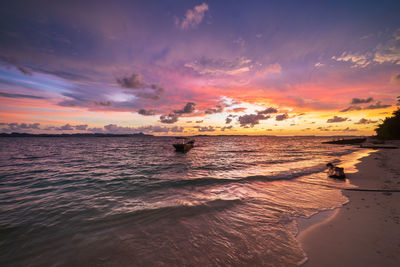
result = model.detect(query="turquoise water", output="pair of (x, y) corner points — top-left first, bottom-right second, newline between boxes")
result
(0, 136), (363, 266)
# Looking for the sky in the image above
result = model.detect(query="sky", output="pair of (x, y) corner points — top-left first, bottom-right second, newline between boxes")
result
(0, 0), (399, 135)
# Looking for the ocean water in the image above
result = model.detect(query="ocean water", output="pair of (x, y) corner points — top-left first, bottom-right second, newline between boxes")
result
(0, 136), (370, 266)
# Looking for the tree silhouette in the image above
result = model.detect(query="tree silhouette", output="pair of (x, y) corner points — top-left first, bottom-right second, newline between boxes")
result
(375, 96), (400, 139)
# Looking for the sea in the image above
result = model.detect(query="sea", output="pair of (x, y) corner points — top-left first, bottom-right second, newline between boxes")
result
(0, 136), (371, 266)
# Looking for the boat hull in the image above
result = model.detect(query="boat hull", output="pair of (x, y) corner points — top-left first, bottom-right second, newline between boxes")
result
(173, 143), (194, 152)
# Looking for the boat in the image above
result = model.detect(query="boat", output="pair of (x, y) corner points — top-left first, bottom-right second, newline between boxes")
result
(322, 137), (366, 145)
(173, 137), (195, 152)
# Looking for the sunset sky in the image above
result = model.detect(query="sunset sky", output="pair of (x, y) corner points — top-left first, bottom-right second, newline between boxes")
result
(1, 0), (399, 135)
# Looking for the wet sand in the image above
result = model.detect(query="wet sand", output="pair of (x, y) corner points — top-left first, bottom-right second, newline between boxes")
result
(298, 142), (400, 266)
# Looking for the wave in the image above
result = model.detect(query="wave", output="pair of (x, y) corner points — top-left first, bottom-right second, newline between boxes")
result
(144, 163), (328, 191)
(219, 150), (259, 153)
(87, 198), (242, 227)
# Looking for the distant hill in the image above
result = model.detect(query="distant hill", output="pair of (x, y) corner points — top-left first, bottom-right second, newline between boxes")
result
(0, 132), (154, 137)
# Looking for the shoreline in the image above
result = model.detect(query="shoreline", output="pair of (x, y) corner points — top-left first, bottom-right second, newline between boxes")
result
(297, 142), (400, 266)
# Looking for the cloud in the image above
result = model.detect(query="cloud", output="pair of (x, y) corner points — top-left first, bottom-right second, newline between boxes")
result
(318, 126), (357, 132)
(175, 3), (209, 30)
(335, 127), (357, 132)
(226, 107), (247, 113)
(238, 114), (270, 127)
(117, 74), (144, 89)
(340, 106), (362, 112)
(198, 126), (215, 132)
(327, 116), (348, 123)
(116, 73), (165, 100)
(233, 37), (245, 47)
(159, 102), (197, 123)
(255, 63), (282, 77)
(89, 124), (184, 134)
(1, 122), (40, 132)
(332, 29), (400, 68)
(205, 105), (224, 114)
(374, 29), (400, 64)
(94, 101), (112, 106)
(0, 92), (46, 99)
(58, 123), (73, 130)
(355, 118), (378, 124)
(160, 113), (179, 124)
(73, 124), (87, 130)
(351, 97), (373, 104)
(221, 125), (233, 131)
(138, 109), (156, 116)
(332, 52), (371, 68)
(257, 107), (278, 115)
(365, 101), (391, 110)
(87, 127), (104, 133)
(275, 113), (289, 121)
(173, 102), (196, 114)
(195, 120), (203, 123)
(225, 117), (232, 124)
(391, 73), (400, 85)
(185, 56), (251, 76)
(0, 55), (32, 75)
(314, 62), (324, 67)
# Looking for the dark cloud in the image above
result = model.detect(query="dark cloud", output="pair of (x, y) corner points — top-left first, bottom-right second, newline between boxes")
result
(17, 66), (32, 76)
(174, 102), (196, 114)
(0, 92), (46, 100)
(205, 105), (224, 114)
(335, 127), (357, 132)
(0, 55), (32, 75)
(1, 122), (40, 133)
(87, 127), (104, 133)
(74, 124), (88, 130)
(340, 106), (362, 112)
(327, 116), (348, 123)
(391, 73), (400, 85)
(58, 124), (73, 131)
(257, 107), (278, 115)
(117, 74), (145, 89)
(195, 120), (203, 123)
(355, 118), (378, 124)
(317, 126), (331, 131)
(221, 125), (233, 131)
(94, 101), (112, 106)
(238, 114), (270, 127)
(138, 109), (156, 116)
(275, 113), (288, 121)
(159, 102), (197, 123)
(225, 117), (232, 124)
(160, 113), (179, 124)
(365, 101), (391, 110)
(317, 126), (356, 132)
(116, 73), (165, 100)
(198, 126), (215, 132)
(351, 97), (373, 104)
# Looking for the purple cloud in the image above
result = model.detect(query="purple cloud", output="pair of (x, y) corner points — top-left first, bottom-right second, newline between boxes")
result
(327, 116), (348, 123)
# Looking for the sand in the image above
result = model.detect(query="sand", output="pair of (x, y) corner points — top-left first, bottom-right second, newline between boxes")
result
(298, 141), (400, 267)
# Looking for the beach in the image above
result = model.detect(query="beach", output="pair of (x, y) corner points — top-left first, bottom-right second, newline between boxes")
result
(298, 142), (400, 266)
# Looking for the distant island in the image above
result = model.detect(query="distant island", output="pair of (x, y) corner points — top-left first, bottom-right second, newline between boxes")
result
(0, 132), (154, 137)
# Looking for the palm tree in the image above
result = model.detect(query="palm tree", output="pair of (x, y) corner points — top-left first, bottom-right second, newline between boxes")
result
(375, 96), (400, 139)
